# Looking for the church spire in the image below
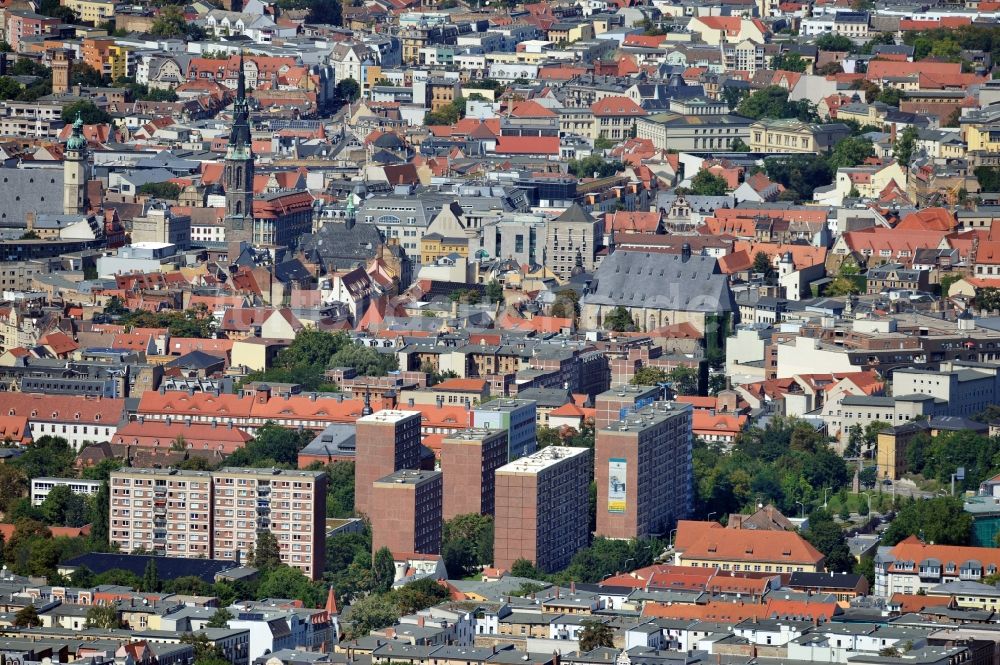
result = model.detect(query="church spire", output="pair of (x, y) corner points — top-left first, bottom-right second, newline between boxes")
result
(229, 51), (251, 151)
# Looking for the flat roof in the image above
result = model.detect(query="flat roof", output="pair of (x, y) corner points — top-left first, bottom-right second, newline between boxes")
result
(601, 400), (692, 433)
(375, 469), (442, 486)
(496, 445), (589, 475)
(475, 398), (535, 412)
(443, 428), (507, 443)
(357, 409), (421, 423)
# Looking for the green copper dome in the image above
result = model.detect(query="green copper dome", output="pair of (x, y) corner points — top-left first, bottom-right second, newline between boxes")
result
(66, 113), (86, 151)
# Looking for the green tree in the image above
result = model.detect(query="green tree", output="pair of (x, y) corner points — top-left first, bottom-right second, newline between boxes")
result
(13, 604), (40, 628)
(89, 482), (110, 549)
(372, 546), (395, 593)
(165, 576), (211, 596)
(257, 565), (323, 605)
(85, 604), (120, 628)
(81, 459), (123, 482)
(142, 559), (160, 592)
(485, 280), (504, 303)
(207, 608), (233, 628)
(424, 96), (466, 125)
(737, 86), (816, 121)
(579, 621), (615, 651)
(179, 633), (225, 662)
(688, 169), (729, 196)
(882, 497), (972, 546)
(729, 137), (750, 152)
(771, 52), (808, 72)
(13, 436), (75, 479)
(536, 426), (562, 449)
(976, 166), (1000, 193)
(510, 558), (544, 579)
(137, 182), (182, 199)
(442, 514), (493, 577)
(826, 259), (865, 296)
(827, 137), (875, 170)
(0, 77), (26, 101)
(593, 136), (615, 150)
(978, 287), (1000, 312)
(803, 510), (854, 572)
(632, 366), (669, 386)
(150, 6), (189, 37)
(442, 537), (478, 579)
(764, 154), (834, 202)
(329, 343), (398, 377)
(324, 462), (355, 518)
(602, 306), (635, 332)
(722, 85), (749, 111)
(668, 366), (699, 395)
(334, 77), (361, 102)
(855, 555), (875, 588)
(550, 289), (580, 320)
(324, 526), (373, 603)
(894, 126), (918, 166)
(61, 100), (111, 125)
(40, 485), (89, 527)
(876, 87), (903, 107)
(249, 531), (282, 572)
(0, 465), (28, 512)
(816, 34), (854, 51)
(562, 537), (661, 583)
(70, 63), (106, 87)
(392, 577), (449, 615)
(346, 593), (397, 638)
(226, 423), (312, 468)
(567, 155), (625, 179)
(752, 251), (774, 278)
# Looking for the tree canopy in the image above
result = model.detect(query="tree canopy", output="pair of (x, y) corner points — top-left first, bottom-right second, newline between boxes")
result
(225, 423), (313, 468)
(241, 330), (396, 391)
(684, 170), (729, 196)
(694, 417), (848, 518)
(737, 86), (817, 121)
(442, 514), (494, 578)
(882, 497), (972, 546)
(567, 155), (625, 179)
(770, 52), (808, 72)
(603, 306), (636, 332)
(61, 100), (111, 125)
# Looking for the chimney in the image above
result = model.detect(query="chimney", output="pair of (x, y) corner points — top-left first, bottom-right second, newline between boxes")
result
(681, 243), (691, 262)
(257, 386), (271, 403)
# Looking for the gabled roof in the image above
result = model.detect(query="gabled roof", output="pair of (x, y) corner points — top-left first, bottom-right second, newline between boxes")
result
(508, 100), (557, 118)
(591, 95), (646, 117)
(557, 203), (596, 224)
(677, 521), (824, 566)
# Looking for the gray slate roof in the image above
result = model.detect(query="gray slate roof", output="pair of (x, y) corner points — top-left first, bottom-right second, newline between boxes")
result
(582, 250), (734, 313)
(0, 168), (65, 227)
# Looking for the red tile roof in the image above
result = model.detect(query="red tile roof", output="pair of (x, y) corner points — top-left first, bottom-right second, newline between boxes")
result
(677, 520), (825, 567)
(590, 95), (646, 116)
(494, 136), (559, 155)
(895, 207), (956, 232)
(112, 420), (252, 453)
(508, 100), (557, 118)
(432, 378), (488, 393)
(1, 394), (124, 425)
(885, 536), (1000, 574)
(866, 60), (961, 82)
